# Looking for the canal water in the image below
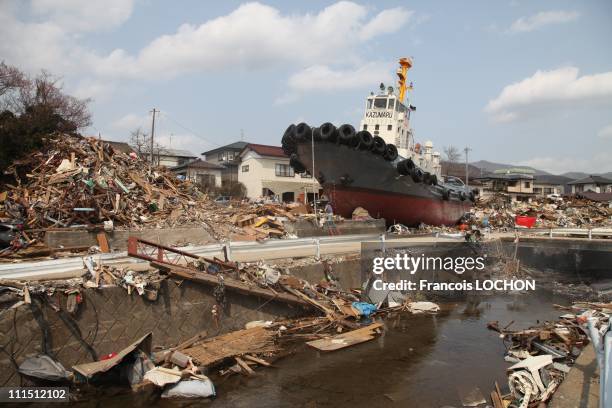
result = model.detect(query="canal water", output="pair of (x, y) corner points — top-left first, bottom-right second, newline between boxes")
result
(76, 290), (569, 408)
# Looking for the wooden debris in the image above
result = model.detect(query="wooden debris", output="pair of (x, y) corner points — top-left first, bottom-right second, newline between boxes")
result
(306, 322), (384, 351)
(181, 326), (277, 367)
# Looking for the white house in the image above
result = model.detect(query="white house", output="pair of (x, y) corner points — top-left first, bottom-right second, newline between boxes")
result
(154, 148), (197, 168)
(237, 144), (320, 202)
(568, 175), (612, 194)
(171, 159), (224, 189)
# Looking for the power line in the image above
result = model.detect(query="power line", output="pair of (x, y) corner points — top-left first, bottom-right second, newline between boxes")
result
(161, 111), (220, 148)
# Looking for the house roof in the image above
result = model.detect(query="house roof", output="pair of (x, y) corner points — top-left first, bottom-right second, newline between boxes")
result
(567, 175), (612, 185)
(201, 141), (248, 156)
(155, 148), (196, 158)
(101, 140), (136, 155)
(475, 173), (533, 181)
(171, 159), (225, 171)
(533, 174), (573, 185)
(241, 143), (287, 158)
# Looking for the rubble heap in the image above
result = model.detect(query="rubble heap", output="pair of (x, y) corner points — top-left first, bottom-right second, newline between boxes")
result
(487, 302), (610, 407)
(0, 133), (308, 257)
(472, 194), (612, 229)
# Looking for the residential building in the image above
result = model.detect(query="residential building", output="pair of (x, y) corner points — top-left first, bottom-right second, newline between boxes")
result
(152, 148), (197, 168)
(201, 141), (248, 186)
(567, 175), (612, 194)
(102, 140), (137, 155)
(532, 174), (570, 197)
(237, 143), (320, 202)
(475, 169), (535, 201)
(171, 159), (224, 189)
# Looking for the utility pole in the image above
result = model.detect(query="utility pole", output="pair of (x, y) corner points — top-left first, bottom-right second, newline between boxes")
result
(464, 146), (472, 190)
(150, 108), (158, 165)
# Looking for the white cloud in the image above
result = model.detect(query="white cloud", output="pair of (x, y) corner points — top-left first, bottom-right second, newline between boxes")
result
(30, 0), (134, 32)
(288, 62), (391, 92)
(1, 2), (414, 104)
(111, 113), (151, 132)
(509, 10), (579, 33)
(89, 2), (414, 79)
(518, 153), (611, 174)
(598, 124), (612, 139)
(360, 8), (414, 40)
(485, 67), (612, 122)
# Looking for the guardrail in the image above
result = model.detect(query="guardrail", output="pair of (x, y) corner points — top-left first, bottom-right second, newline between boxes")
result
(514, 227), (612, 239)
(0, 233), (384, 280)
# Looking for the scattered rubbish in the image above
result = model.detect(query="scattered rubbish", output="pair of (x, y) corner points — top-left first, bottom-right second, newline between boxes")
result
(72, 333), (152, 382)
(408, 301), (441, 314)
(351, 302), (377, 317)
(485, 303), (610, 407)
(18, 355), (71, 382)
(458, 386), (487, 407)
(143, 366), (182, 387)
(161, 376), (216, 399)
(306, 322), (384, 352)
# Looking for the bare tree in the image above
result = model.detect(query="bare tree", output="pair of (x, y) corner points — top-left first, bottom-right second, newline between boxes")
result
(0, 62), (91, 129)
(129, 128), (150, 156)
(128, 128), (168, 164)
(443, 145), (461, 163)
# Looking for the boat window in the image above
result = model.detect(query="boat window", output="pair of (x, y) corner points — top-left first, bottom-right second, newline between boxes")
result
(373, 98), (387, 109)
(387, 125), (392, 131)
(367, 99), (373, 109)
(388, 99), (395, 109)
(375, 124), (379, 130)
(363, 124), (368, 130)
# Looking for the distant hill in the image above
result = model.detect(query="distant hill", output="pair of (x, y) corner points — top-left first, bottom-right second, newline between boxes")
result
(560, 172), (588, 180)
(470, 160), (551, 176)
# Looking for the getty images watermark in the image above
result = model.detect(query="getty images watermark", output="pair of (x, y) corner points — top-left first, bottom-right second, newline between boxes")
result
(370, 253), (536, 292)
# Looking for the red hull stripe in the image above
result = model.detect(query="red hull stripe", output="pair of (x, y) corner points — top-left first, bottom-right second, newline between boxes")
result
(328, 186), (471, 226)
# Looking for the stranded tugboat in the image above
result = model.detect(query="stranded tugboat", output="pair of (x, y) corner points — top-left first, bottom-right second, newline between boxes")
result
(281, 57), (475, 226)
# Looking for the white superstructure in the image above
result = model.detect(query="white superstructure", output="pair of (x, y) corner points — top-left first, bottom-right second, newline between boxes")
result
(358, 58), (441, 177)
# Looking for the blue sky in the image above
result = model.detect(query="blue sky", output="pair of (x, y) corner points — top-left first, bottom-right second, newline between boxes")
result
(1, 0), (611, 174)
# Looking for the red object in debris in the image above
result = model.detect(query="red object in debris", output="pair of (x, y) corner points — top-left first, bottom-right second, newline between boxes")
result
(515, 216), (537, 228)
(100, 352), (117, 361)
(458, 223), (469, 231)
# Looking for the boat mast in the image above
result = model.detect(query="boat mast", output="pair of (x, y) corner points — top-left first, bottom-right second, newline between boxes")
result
(396, 57), (413, 104)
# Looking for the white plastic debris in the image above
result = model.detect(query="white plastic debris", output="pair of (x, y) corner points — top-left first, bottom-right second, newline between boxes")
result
(408, 301), (440, 313)
(161, 376), (215, 399)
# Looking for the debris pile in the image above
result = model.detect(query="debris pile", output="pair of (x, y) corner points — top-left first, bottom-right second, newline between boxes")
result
(473, 194), (612, 230)
(0, 133), (314, 257)
(487, 302), (610, 407)
(3, 245), (439, 400)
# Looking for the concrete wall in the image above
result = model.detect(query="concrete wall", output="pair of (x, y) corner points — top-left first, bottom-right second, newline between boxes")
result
(284, 219), (386, 238)
(499, 237), (612, 281)
(44, 227), (214, 251)
(0, 279), (309, 387)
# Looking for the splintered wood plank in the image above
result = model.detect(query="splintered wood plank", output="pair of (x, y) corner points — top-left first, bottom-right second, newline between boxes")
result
(306, 322), (384, 352)
(181, 326), (277, 367)
(96, 232), (110, 253)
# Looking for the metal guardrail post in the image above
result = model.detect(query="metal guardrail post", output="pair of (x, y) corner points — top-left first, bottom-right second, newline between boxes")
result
(588, 229), (592, 240)
(380, 233), (386, 254)
(586, 317), (611, 408)
(549, 228), (553, 238)
(315, 238), (321, 260)
(224, 240), (232, 261)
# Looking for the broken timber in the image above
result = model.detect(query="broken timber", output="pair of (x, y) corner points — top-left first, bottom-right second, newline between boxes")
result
(153, 262), (310, 308)
(306, 322), (384, 351)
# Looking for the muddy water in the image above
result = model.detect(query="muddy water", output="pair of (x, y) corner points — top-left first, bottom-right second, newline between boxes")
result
(147, 291), (566, 408)
(72, 291), (568, 408)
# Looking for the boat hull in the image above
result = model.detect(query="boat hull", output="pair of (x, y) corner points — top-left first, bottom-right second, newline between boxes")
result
(294, 141), (471, 226)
